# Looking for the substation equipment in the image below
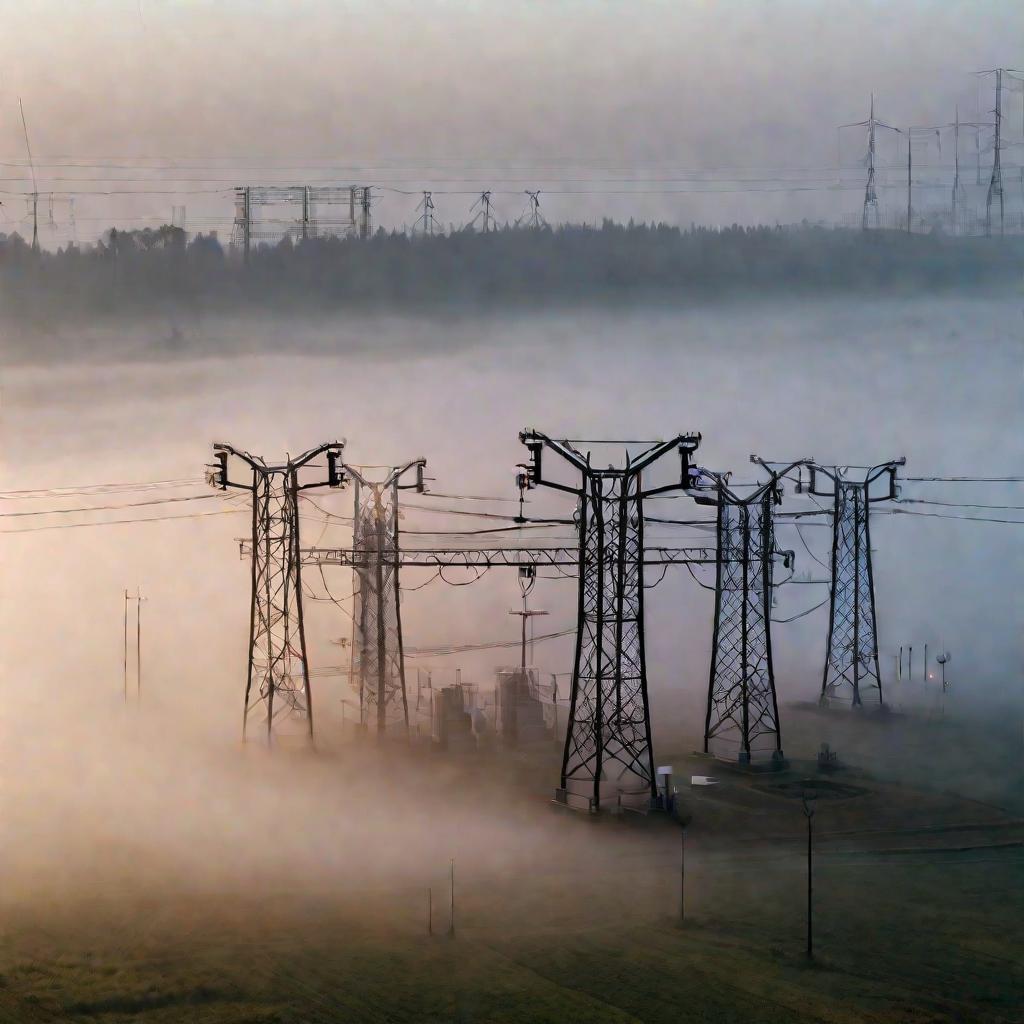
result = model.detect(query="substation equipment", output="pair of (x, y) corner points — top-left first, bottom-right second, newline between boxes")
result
(209, 437), (906, 811)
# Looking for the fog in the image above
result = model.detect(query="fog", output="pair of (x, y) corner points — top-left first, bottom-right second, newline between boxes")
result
(0, 1), (1021, 236)
(1, 296), (1021, 899)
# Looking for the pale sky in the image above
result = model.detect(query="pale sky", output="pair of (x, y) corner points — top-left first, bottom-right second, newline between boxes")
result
(0, 1), (1020, 235)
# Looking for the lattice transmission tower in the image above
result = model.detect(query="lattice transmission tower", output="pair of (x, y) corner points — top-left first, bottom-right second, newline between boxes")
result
(469, 191), (496, 233)
(515, 190), (548, 229)
(951, 107), (993, 233)
(208, 441), (345, 742)
(518, 430), (702, 812)
(975, 68), (1021, 236)
(347, 460), (426, 736)
(840, 94), (901, 230)
(803, 460), (904, 707)
(695, 460), (806, 764)
(415, 191), (441, 236)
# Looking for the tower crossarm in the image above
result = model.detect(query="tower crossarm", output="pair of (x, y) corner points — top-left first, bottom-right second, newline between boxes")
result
(208, 439), (346, 745)
(238, 543), (719, 567)
(517, 428), (704, 812)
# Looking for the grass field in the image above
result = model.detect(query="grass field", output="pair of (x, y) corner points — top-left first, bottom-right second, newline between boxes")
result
(1, 718), (1022, 1024)
(1, 844), (1021, 1023)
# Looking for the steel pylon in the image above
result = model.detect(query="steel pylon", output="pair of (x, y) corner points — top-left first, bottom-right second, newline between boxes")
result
(807, 461), (904, 707)
(700, 480), (785, 763)
(208, 441), (344, 743)
(518, 430), (701, 812)
(347, 460), (425, 736)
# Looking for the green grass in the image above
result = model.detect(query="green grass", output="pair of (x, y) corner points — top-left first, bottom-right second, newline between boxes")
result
(0, 846), (1020, 1023)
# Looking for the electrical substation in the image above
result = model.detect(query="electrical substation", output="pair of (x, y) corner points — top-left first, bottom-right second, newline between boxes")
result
(205, 431), (916, 815)
(4, 9), (1024, 1017)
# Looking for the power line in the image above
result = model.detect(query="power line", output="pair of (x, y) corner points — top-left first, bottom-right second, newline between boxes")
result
(0, 492), (221, 518)
(886, 508), (1024, 526)
(899, 498), (1024, 510)
(903, 476), (1024, 483)
(405, 628), (574, 658)
(772, 597), (830, 624)
(0, 476), (203, 498)
(0, 506), (243, 534)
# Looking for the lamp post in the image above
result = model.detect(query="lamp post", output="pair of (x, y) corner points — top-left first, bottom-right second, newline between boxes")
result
(802, 786), (817, 960)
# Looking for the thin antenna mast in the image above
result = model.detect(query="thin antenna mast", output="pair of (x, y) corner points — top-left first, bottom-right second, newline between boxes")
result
(123, 589), (129, 702)
(18, 98), (39, 252)
(136, 586), (144, 703)
(953, 106), (960, 228)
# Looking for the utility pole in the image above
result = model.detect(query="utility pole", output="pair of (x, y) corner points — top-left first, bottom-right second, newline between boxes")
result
(697, 458), (809, 765)
(123, 588), (145, 704)
(347, 459), (426, 737)
(207, 441), (345, 743)
(123, 589), (130, 702)
(802, 788), (817, 959)
(953, 108), (962, 230)
(301, 185), (310, 242)
(679, 828), (686, 922)
(509, 565), (548, 674)
(803, 460), (905, 707)
(136, 586), (143, 703)
(504, 566), (548, 745)
(18, 98), (39, 252)
(840, 95), (901, 231)
(518, 430), (702, 811)
(448, 858), (455, 939)
(907, 130), (913, 233)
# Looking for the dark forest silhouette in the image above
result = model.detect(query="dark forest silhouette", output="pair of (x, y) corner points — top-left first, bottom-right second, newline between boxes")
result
(0, 221), (1020, 320)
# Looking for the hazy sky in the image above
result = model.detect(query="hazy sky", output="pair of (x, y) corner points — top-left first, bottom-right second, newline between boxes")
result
(0, 1), (1021, 232)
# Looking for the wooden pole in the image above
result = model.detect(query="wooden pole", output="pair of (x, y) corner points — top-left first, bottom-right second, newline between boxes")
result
(448, 859), (455, 938)
(136, 587), (142, 704)
(680, 829), (686, 922)
(123, 589), (129, 702)
(806, 813), (813, 959)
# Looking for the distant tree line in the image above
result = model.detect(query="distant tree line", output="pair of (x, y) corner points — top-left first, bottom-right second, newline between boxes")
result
(0, 220), (1020, 321)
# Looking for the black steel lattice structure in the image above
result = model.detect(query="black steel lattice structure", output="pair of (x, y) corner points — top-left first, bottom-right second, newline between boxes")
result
(347, 460), (425, 736)
(284, 545), (718, 568)
(975, 68), (1019, 237)
(697, 463), (802, 764)
(805, 460), (904, 707)
(208, 441), (344, 742)
(518, 430), (701, 811)
(840, 95), (900, 231)
(231, 186), (364, 258)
